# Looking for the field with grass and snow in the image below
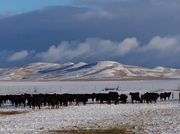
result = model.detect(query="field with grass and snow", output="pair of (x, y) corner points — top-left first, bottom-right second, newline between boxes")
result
(0, 80), (180, 134)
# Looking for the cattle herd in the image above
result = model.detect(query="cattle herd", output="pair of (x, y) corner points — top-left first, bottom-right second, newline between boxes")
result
(0, 91), (178, 109)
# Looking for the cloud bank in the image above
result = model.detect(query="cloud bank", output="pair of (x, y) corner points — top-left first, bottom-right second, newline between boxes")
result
(1, 35), (180, 68)
(34, 36), (180, 64)
(0, 0), (180, 67)
(36, 37), (139, 62)
(7, 50), (29, 62)
(141, 36), (178, 51)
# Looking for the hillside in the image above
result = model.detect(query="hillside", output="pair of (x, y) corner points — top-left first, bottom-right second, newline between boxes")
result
(0, 61), (180, 81)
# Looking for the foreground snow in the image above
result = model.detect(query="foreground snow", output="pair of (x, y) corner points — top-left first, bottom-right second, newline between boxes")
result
(0, 80), (179, 134)
(0, 101), (179, 134)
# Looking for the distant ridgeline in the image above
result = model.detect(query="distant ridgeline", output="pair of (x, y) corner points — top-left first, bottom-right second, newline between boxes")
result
(0, 61), (180, 81)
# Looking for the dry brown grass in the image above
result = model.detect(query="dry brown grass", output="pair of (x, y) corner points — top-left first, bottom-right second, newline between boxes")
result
(0, 110), (29, 115)
(48, 127), (133, 134)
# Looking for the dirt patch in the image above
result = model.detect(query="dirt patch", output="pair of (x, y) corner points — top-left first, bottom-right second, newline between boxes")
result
(0, 110), (29, 116)
(48, 127), (134, 134)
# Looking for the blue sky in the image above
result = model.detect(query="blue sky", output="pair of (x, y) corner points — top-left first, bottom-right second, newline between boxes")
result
(0, 0), (136, 14)
(0, 0), (180, 68)
(0, 0), (73, 14)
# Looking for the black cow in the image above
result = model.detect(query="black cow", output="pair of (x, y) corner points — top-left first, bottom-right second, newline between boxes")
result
(0, 95), (3, 106)
(89, 93), (96, 102)
(47, 94), (60, 108)
(9, 95), (27, 107)
(0, 95), (7, 106)
(96, 93), (110, 104)
(0, 95), (11, 106)
(27, 94), (44, 109)
(119, 94), (128, 103)
(108, 92), (119, 104)
(141, 92), (159, 103)
(74, 94), (88, 105)
(160, 92), (171, 101)
(129, 92), (141, 103)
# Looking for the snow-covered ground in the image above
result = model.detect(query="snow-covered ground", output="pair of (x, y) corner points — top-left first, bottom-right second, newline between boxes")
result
(0, 80), (180, 94)
(0, 80), (180, 134)
(0, 80), (179, 99)
(0, 101), (179, 134)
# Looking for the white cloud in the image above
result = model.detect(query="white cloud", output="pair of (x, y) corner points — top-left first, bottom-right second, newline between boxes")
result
(142, 36), (178, 51)
(36, 41), (90, 62)
(36, 37), (139, 62)
(6, 36), (179, 63)
(117, 37), (139, 55)
(5, 36), (180, 64)
(7, 50), (29, 62)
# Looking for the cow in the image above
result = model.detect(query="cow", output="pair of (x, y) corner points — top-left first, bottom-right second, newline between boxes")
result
(0, 95), (3, 106)
(160, 92), (171, 101)
(96, 93), (110, 104)
(141, 92), (159, 103)
(9, 95), (27, 107)
(108, 92), (119, 104)
(119, 94), (128, 104)
(27, 94), (44, 109)
(89, 93), (96, 102)
(74, 94), (89, 105)
(129, 92), (141, 103)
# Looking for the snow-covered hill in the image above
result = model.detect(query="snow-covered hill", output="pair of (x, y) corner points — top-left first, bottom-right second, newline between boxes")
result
(0, 61), (180, 81)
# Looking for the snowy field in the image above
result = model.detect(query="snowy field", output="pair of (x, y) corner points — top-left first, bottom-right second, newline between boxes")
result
(0, 80), (179, 100)
(0, 80), (180, 94)
(0, 101), (179, 134)
(0, 80), (180, 134)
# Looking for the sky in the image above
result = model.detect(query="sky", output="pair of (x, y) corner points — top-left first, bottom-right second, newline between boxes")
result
(0, 0), (73, 14)
(0, 0), (180, 68)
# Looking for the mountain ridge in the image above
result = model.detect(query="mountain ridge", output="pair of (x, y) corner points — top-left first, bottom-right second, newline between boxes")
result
(0, 61), (180, 81)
